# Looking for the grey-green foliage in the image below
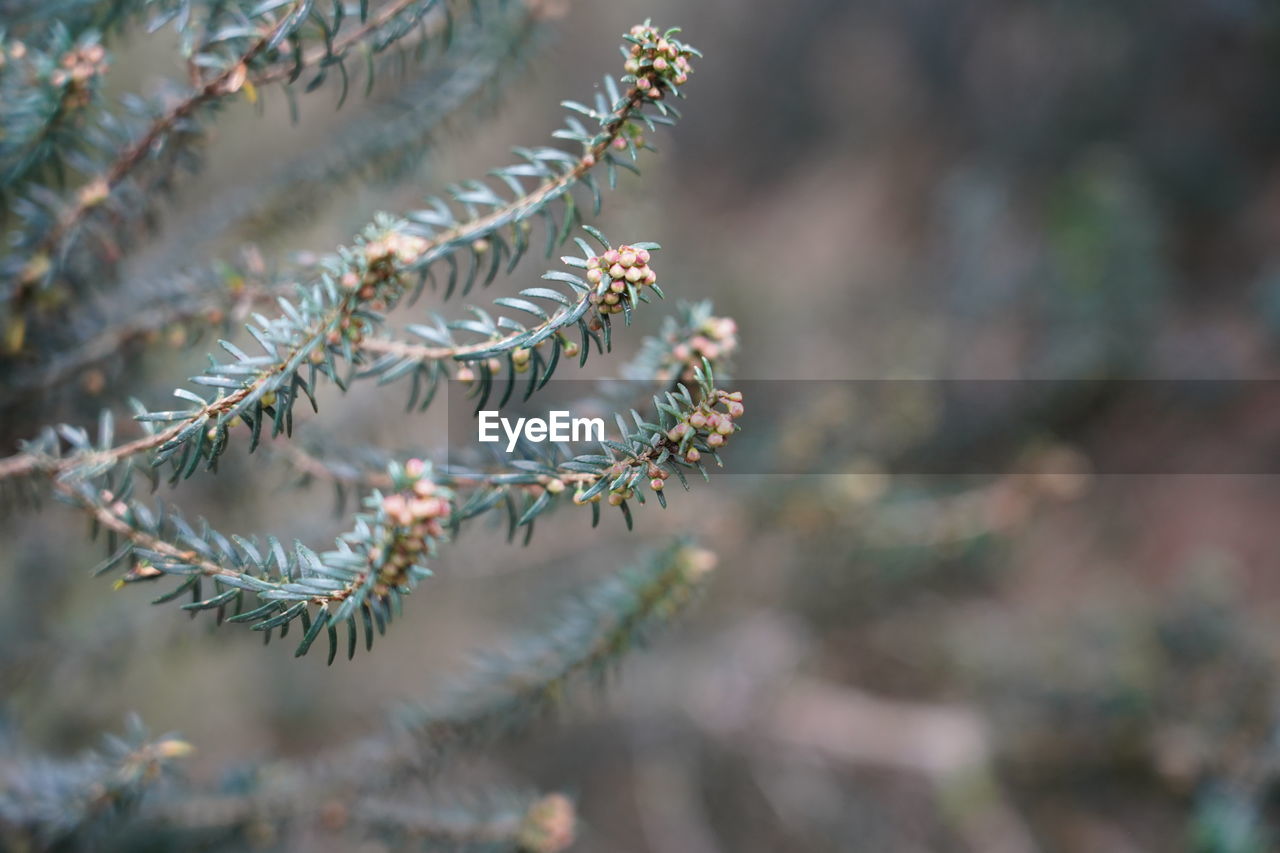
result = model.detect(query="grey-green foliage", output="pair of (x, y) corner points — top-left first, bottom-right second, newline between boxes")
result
(0, 10), (724, 851)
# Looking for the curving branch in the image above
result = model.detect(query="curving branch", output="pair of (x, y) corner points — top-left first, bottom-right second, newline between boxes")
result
(10, 1), (310, 304)
(55, 365), (737, 655)
(0, 24), (701, 485)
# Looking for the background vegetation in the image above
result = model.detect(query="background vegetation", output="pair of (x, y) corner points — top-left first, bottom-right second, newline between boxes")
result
(6, 1), (1280, 851)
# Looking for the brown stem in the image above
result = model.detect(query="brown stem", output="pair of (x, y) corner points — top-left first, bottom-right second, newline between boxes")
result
(13, 3), (306, 305)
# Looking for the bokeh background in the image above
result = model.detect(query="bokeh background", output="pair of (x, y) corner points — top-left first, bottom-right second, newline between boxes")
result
(7, 0), (1280, 850)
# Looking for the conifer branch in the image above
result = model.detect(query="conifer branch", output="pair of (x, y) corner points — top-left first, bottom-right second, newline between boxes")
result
(8, 2), (307, 306)
(51, 364), (737, 654)
(251, 0), (444, 89)
(0, 23), (701, 485)
(384, 539), (716, 766)
(0, 28), (110, 198)
(0, 716), (192, 849)
(356, 791), (576, 852)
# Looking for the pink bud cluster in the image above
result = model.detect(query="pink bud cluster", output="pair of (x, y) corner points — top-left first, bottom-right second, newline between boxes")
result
(572, 460), (670, 507)
(585, 245), (656, 315)
(665, 389), (744, 460)
(668, 315), (738, 382)
(570, 388), (743, 508)
(623, 23), (695, 100)
(51, 43), (107, 107)
(375, 459), (451, 591)
(518, 793), (576, 853)
(343, 231), (428, 294)
(325, 232), (428, 355)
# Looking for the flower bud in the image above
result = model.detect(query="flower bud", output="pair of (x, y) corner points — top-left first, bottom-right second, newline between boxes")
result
(625, 266), (643, 283)
(619, 249), (637, 267)
(707, 433), (725, 448)
(650, 478), (664, 491)
(685, 448), (701, 463)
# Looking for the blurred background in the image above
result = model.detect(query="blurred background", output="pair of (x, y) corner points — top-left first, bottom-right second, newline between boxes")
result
(7, 0), (1280, 850)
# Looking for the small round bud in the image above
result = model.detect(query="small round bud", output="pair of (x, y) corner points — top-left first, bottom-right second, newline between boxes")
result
(613, 137), (628, 151)
(586, 256), (601, 270)
(653, 57), (669, 71)
(405, 458), (426, 479)
(545, 478), (565, 494)
(689, 411), (708, 429)
(667, 423), (689, 441)
(707, 433), (726, 448)
(608, 492), (625, 506)
(727, 401), (745, 417)
(650, 478), (664, 491)
(603, 249), (620, 265)
(685, 448), (701, 463)
(609, 263), (625, 278)
(604, 292), (621, 305)
(625, 266), (643, 283)
(716, 419), (734, 435)
(562, 340), (579, 357)
(619, 250), (637, 267)
(261, 391), (277, 407)
(636, 248), (651, 264)
(456, 365), (475, 382)
(610, 279), (626, 293)
(587, 268), (603, 284)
